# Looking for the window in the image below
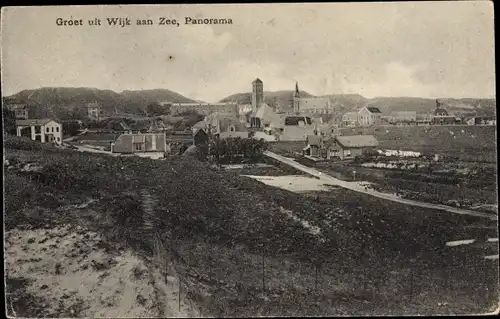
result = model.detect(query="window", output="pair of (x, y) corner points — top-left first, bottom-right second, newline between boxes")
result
(46, 127), (50, 133)
(51, 127), (54, 132)
(56, 127), (59, 132)
(345, 149), (352, 157)
(56, 137), (60, 142)
(134, 143), (144, 151)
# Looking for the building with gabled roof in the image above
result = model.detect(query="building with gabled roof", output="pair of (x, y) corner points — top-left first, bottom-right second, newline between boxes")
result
(358, 106), (383, 126)
(16, 118), (63, 145)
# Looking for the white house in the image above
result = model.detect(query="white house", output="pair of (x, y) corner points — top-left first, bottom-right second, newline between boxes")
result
(16, 119), (63, 145)
(357, 106), (382, 126)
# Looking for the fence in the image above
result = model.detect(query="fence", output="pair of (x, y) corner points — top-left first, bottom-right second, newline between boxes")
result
(148, 234), (498, 316)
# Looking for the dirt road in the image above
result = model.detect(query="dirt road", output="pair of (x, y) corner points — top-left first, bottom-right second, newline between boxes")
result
(264, 151), (498, 221)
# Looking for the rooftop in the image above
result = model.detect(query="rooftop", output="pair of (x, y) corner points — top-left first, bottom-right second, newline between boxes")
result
(335, 135), (378, 148)
(16, 118), (57, 126)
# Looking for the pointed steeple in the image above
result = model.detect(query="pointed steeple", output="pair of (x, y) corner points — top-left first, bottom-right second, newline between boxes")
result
(294, 82), (300, 98)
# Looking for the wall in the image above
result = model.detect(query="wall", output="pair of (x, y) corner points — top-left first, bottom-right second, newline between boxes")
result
(44, 121), (63, 145)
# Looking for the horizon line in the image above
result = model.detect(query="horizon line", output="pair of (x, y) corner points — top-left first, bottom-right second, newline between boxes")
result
(2, 86), (496, 102)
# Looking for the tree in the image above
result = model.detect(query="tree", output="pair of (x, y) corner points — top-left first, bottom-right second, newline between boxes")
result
(3, 107), (16, 135)
(146, 102), (169, 117)
(61, 120), (81, 136)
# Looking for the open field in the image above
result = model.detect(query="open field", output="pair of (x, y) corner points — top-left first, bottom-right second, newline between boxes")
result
(339, 125), (497, 162)
(4, 136), (499, 316)
(270, 126), (496, 162)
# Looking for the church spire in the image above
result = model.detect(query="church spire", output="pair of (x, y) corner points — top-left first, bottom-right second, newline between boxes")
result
(294, 82), (300, 98)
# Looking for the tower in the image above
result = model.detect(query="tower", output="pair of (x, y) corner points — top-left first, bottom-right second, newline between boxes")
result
(293, 82), (300, 113)
(251, 78), (264, 113)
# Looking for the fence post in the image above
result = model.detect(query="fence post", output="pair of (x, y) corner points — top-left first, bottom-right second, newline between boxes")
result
(178, 278), (181, 312)
(262, 246), (266, 293)
(408, 268), (414, 302)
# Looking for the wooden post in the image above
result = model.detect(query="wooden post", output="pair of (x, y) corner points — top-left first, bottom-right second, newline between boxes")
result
(262, 247), (265, 293)
(315, 264), (318, 291)
(409, 268), (414, 302)
(178, 278), (181, 312)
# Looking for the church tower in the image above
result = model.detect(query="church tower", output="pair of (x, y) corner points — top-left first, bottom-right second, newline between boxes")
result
(251, 78), (264, 113)
(293, 82), (301, 114)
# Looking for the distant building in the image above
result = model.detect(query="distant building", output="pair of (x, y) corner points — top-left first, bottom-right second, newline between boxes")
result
(87, 102), (102, 120)
(7, 104), (29, 119)
(466, 116), (497, 126)
(160, 102), (238, 118)
(250, 103), (281, 129)
(205, 113), (249, 139)
(431, 99), (456, 124)
(279, 115), (315, 141)
(292, 82), (333, 115)
(16, 118), (63, 145)
(325, 135), (378, 160)
(111, 132), (168, 158)
(342, 112), (359, 127)
(357, 106), (382, 126)
(383, 111), (417, 124)
(251, 78), (264, 114)
(303, 135), (323, 157)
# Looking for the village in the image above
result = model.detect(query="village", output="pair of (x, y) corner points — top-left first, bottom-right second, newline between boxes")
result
(3, 3), (498, 318)
(5, 78), (497, 163)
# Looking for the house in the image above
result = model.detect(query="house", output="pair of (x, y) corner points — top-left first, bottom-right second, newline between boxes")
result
(204, 113), (249, 139)
(342, 112), (358, 127)
(249, 103), (281, 129)
(192, 121), (210, 146)
(466, 116), (497, 126)
(357, 106), (382, 126)
(16, 119), (63, 145)
(7, 104), (29, 119)
(87, 102), (102, 120)
(280, 115), (316, 141)
(302, 135), (323, 157)
(431, 99), (456, 124)
(111, 132), (168, 158)
(323, 135), (378, 160)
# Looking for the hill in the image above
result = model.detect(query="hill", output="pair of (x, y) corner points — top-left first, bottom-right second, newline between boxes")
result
(221, 91), (495, 117)
(3, 87), (197, 120)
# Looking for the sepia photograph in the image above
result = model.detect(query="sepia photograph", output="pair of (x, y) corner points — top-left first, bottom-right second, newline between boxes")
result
(1, 2), (498, 317)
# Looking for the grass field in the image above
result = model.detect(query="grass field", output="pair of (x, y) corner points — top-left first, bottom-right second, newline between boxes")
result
(4, 136), (498, 316)
(339, 125), (497, 162)
(270, 126), (496, 163)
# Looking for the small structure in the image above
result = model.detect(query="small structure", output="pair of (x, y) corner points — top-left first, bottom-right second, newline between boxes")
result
(16, 118), (63, 145)
(111, 132), (168, 158)
(357, 106), (382, 126)
(302, 135), (323, 157)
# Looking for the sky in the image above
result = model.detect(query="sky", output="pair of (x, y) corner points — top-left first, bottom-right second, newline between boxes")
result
(1, 2), (495, 102)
